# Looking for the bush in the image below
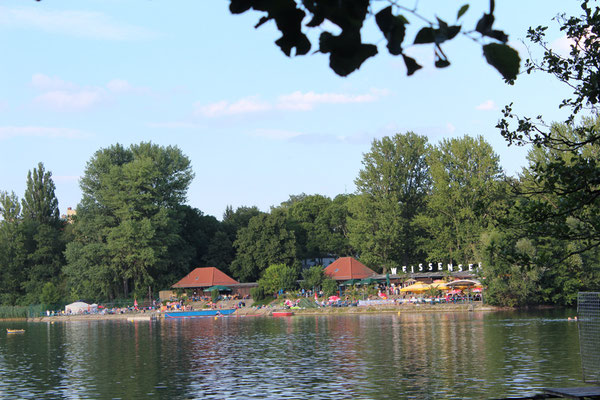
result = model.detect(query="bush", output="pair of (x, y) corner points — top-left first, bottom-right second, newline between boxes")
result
(250, 285), (266, 301)
(322, 278), (338, 297)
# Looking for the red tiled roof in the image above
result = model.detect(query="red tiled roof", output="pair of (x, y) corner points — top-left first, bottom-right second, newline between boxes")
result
(172, 267), (239, 288)
(323, 257), (377, 280)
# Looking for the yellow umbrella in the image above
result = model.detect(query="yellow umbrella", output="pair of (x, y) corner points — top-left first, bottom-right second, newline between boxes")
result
(429, 282), (449, 291)
(400, 282), (430, 293)
(446, 279), (482, 290)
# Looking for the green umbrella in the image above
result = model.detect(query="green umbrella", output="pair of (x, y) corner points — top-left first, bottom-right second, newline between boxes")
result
(341, 279), (361, 286)
(359, 277), (377, 285)
(204, 285), (232, 292)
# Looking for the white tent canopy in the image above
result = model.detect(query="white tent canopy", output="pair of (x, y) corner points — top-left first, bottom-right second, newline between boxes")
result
(65, 302), (97, 314)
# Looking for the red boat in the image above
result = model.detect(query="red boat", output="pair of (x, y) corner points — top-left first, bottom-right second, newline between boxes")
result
(272, 311), (294, 317)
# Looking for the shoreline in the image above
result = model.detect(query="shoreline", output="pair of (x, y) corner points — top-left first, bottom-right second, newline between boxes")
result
(23, 303), (501, 322)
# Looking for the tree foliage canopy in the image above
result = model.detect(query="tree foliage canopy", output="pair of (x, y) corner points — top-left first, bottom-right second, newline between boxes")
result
(349, 132), (430, 271)
(230, 210), (298, 282)
(65, 142), (194, 300)
(21, 162), (59, 225)
(417, 135), (505, 263)
(230, 0), (520, 79)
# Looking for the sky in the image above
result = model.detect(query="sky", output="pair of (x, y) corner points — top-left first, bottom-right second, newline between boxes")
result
(0, 1), (583, 219)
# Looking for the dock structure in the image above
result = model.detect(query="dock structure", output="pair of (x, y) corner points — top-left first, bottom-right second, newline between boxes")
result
(492, 387), (600, 399)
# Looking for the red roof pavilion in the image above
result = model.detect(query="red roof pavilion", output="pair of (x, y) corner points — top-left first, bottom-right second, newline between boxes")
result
(172, 267), (239, 288)
(323, 257), (376, 281)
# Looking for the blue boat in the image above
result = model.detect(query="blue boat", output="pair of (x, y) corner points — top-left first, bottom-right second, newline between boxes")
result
(164, 309), (236, 319)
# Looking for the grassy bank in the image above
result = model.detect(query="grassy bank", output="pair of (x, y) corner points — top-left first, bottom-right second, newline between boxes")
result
(0, 305), (44, 319)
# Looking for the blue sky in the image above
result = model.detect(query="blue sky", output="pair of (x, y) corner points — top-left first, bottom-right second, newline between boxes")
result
(0, 1), (582, 219)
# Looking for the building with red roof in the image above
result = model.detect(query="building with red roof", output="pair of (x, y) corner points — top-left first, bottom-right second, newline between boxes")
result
(171, 267), (257, 298)
(172, 267), (239, 288)
(323, 257), (377, 281)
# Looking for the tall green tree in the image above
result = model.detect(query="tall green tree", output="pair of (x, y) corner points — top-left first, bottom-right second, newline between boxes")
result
(9, 163), (68, 304)
(348, 132), (431, 272)
(318, 194), (354, 257)
(0, 191), (27, 304)
(230, 210), (297, 282)
(21, 162), (59, 225)
(417, 135), (505, 264)
(486, 120), (600, 306)
(280, 193), (354, 261)
(64, 142), (194, 300)
(0, 191), (21, 222)
(0, 162), (68, 305)
(283, 194), (333, 261)
(497, 3), (600, 260)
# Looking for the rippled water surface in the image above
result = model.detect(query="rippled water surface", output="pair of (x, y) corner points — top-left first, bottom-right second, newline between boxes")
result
(0, 309), (583, 399)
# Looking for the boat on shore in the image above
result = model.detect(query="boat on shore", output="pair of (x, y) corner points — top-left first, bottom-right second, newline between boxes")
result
(272, 311), (294, 317)
(6, 329), (25, 334)
(164, 309), (236, 319)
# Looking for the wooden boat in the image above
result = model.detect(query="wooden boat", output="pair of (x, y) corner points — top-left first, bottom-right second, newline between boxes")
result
(272, 311), (294, 317)
(6, 329), (25, 334)
(164, 309), (236, 319)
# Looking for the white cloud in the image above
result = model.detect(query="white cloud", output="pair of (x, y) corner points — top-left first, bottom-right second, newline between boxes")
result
(30, 74), (151, 111)
(31, 73), (76, 91)
(446, 123), (456, 133)
(194, 89), (389, 117)
(34, 89), (105, 111)
(476, 100), (497, 111)
(194, 97), (271, 117)
(550, 28), (599, 58)
(0, 6), (156, 40)
(107, 79), (133, 93)
(277, 89), (388, 110)
(0, 126), (90, 140)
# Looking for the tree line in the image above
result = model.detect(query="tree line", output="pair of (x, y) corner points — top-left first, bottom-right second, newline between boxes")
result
(1, 126), (599, 307)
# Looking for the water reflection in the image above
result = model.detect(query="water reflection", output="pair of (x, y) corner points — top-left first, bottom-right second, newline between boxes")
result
(0, 310), (584, 399)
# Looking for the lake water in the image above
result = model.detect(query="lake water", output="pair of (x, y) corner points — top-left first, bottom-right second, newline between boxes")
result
(0, 309), (584, 399)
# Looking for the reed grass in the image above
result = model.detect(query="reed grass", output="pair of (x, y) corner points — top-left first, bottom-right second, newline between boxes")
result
(0, 304), (44, 319)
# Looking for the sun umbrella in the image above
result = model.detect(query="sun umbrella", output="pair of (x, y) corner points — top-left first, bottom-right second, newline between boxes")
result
(329, 295), (341, 302)
(341, 279), (361, 286)
(359, 277), (377, 285)
(204, 285), (232, 292)
(429, 282), (449, 291)
(446, 279), (482, 289)
(400, 282), (430, 293)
